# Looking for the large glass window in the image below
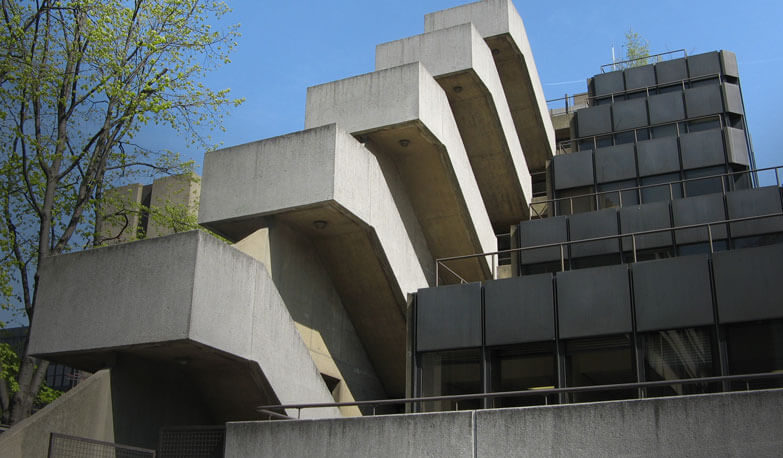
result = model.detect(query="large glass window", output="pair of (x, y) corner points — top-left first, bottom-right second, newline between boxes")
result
(641, 173), (683, 203)
(565, 334), (636, 402)
(684, 166), (727, 197)
(598, 180), (640, 209)
(556, 186), (596, 215)
(419, 348), (482, 411)
(489, 343), (557, 407)
(641, 327), (719, 397)
(726, 319), (783, 389)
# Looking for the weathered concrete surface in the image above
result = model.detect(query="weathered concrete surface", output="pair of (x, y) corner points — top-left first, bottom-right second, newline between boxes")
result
(476, 389), (783, 457)
(146, 172), (201, 238)
(29, 231), (339, 420)
(376, 23), (532, 230)
(235, 225), (387, 415)
(200, 125), (431, 397)
(0, 370), (114, 458)
(223, 389), (783, 457)
(305, 63), (495, 281)
(224, 411), (475, 458)
(425, 0), (555, 172)
(95, 183), (146, 244)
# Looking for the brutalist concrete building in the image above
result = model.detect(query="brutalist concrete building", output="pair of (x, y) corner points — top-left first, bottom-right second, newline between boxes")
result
(2, 1), (782, 457)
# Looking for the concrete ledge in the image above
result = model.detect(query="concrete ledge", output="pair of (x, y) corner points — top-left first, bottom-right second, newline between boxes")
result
(305, 63), (495, 281)
(376, 23), (532, 229)
(224, 389), (783, 457)
(200, 124), (431, 396)
(425, 0), (555, 171)
(29, 231), (338, 420)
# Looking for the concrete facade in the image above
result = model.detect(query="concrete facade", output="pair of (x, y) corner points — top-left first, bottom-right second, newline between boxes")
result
(224, 389), (783, 458)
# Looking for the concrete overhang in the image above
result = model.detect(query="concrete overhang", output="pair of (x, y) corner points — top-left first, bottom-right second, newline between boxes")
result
(425, 0), (556, 172)
(199, 124), (431, 396)
(28, 231), (339, 420)
(376, 23), (532, 231)
(305, 63), (496, 282)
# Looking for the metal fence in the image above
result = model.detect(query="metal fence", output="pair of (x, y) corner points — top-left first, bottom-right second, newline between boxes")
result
(48, 433), (155, 458)
(158, 426), (225, 458)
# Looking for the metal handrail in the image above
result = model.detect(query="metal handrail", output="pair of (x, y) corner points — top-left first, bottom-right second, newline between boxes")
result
(530, 165), (782, 219)
(556, 111), (725, 156)
(600, 49), (688, 72)
(256, 371), (783, 419)
(435, 211), (783, 286)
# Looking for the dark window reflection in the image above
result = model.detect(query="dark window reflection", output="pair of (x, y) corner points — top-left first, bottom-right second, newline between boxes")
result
(420, 348), (482, 411)
(685, 167), (726, 197)
(598, 180), (640, 209)
(565, 335), (636, 402)
(727, 320), (783, 389)
(489, 343), (557, 407)
(641, 173), (683, 203)
(556, 186), (596, 215)
(687, 117), (721, 133)
(642, 327), (719, 397)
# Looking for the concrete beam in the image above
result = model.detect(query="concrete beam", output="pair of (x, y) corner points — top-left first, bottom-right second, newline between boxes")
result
(28, 231), (339, 420)
(425, 0), (555, 172)
(199, 124), (431, 397)
(305, 63), (496, 281)
(376, 23), (532, 230)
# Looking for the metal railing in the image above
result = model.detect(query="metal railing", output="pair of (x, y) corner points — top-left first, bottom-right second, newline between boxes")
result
(48, 433), (156, 458)
(435, 211), (783, 286)
(530, 165), (781, 219)
(600, 49), (687, 73)
(556, 109), (725, 156)
(547, 93), (589, 116)
(256, 371), (783, 420)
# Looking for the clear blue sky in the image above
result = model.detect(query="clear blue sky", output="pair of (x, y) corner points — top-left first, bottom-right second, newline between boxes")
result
(166, 0), (783, 172)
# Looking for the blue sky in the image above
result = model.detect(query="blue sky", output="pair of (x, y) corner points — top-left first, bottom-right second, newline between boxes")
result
(167, 0), (783, 172)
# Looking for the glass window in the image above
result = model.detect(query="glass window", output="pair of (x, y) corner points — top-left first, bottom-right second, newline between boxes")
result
(555, 186), (596, 216)
(579, 139), (595, 152)
(729, 165), (751, 191)
(726, 319), (783, 389)
(614, 131), (636, 145)
(651, 124), (678, 138)
(684, 166), (726, 197)
(687, 117), (721, 133)
(596, 135), (613, 148)
(689, 77), (720, 87)
(641, 173), (683, 204)
(657, 84), (682, 94)
(642, 327), (719, 397)
(419, 348), (482, 411)
(565, 334), (636, 402)
(676, 240), (728, 256)
(598, 180), (640, 209)
(489, 343), (557, 407)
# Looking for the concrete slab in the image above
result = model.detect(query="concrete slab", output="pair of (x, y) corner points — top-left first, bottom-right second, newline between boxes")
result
(305, 63), (495, 281)
(199, 124), (431, 397)
(425, 0), (555, 172)
(376, 23), (532, 230)
(28, 231), (339, 420)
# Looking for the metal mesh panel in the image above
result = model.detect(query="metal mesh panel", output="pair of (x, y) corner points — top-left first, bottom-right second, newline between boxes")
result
(158, 426), (225, 458)
(48, 433), (155, 458)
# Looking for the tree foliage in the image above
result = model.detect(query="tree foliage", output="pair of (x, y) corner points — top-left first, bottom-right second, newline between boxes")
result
(620, 28), (653, 69)
(0, 0), (240, 424)
(0, 342), (61, 423)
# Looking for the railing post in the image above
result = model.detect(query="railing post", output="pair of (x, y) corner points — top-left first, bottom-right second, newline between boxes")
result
(618, 189), (623, 208)
(776, 168), (781, 188)
(435, 261), (439, 287)
(669, 182), (674, 201)
(632, 234), (638, 263)
(492, 253), (496, 280)
(560, 244), (566, 272)
(707, 224), (715, 253)
(570, 197), (574, 215)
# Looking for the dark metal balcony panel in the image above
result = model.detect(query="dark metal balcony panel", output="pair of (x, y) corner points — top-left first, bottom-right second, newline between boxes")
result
(612, 98), (648, 132)
(720, 50), (739, 78)
(576, 104), (613, 137)
(636, 137), (680, 177)
(595, 144), (637, 183)
(553, 150), (595, 190)
(722, 83), (744, 115)
(619, 201), (673, 251)
(632, 255), (714, 332)
(519, 216), (568, 265)
(726, 186), (783, 238)
(724, 127), (750, 167)
(684, 85), (724, 119)
(416, 283), (482, 352)
(648, 91), (685, 125)
(556, 264), (632, 339)
(593, 70), (625, 97)
(688, 52), (722, 78)
(672, 193), (727, 244)
(624, 64), (656, 91)
(714, 244), (783, 323)
(568, 208), (620, 258)
(655, 58), (688, 85)
(484, 274), (555, 346)
(679, 129), (726, 170)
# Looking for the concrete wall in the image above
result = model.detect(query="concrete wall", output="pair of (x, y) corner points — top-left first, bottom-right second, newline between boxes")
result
(0, 370), (114, 458)
(225, 389), (783, 457)
(146, 173), (201, 238)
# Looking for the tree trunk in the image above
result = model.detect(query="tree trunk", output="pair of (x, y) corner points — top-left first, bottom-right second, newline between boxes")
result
(9, 356), (49, 425)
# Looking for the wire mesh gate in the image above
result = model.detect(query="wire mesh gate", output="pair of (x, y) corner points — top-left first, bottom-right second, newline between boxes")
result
(47, 433), (155, 458)
(157, 426), (225, 458)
